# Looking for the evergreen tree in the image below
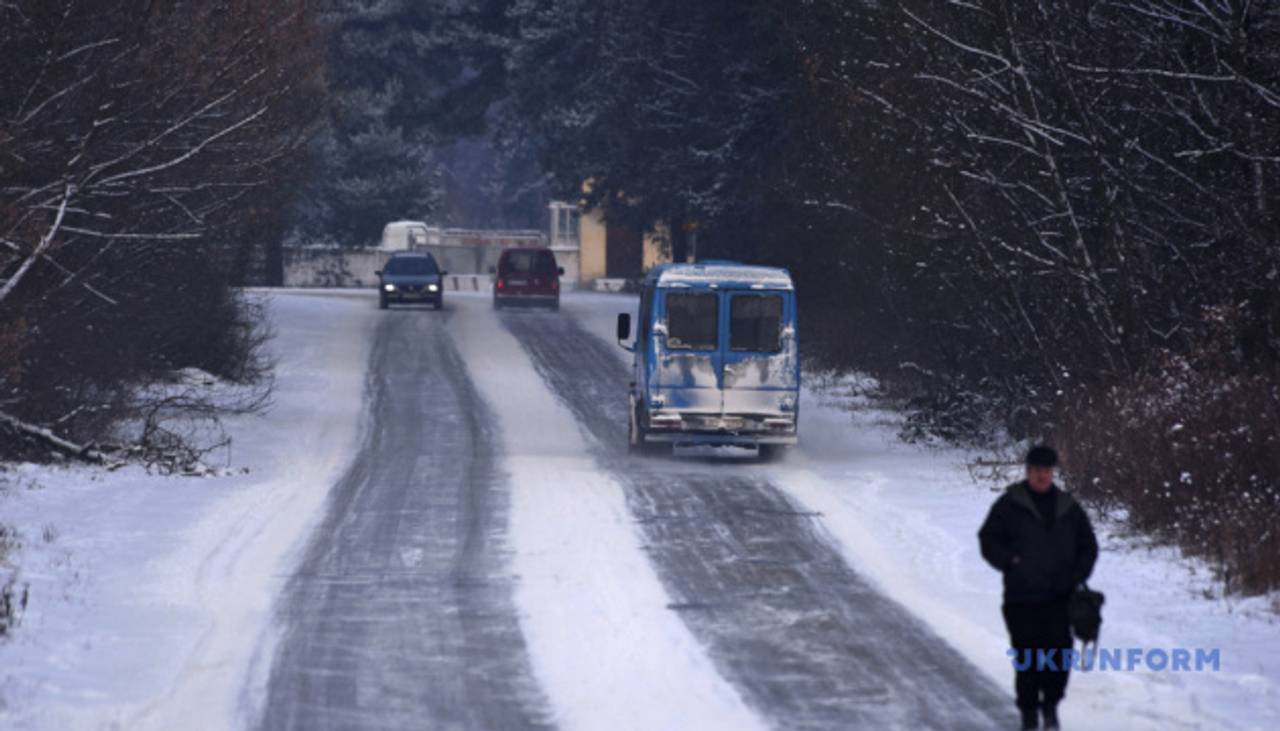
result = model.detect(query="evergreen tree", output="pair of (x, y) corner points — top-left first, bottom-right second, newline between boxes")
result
(289, 0), (516, 245)
(504, 0), (798, 256)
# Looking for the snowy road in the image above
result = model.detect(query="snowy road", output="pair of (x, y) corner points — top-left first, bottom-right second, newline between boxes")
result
(259, 293), (1013, 730)
(499, 307), (1013, 730)
(7, 290), (1279, 731)
(261, 310), (551, 730)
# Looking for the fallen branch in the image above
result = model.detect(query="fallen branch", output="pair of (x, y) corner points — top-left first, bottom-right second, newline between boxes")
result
(0, 409), (106, 464)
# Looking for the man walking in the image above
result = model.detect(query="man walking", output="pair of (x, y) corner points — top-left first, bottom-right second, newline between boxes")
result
(979, 446), (1098, 729)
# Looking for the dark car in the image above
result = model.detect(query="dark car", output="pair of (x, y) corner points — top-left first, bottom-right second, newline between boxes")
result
(377, 253), (447, 310)
(491, 247), (563, 310)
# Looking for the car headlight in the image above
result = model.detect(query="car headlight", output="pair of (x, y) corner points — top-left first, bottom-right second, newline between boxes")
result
(428, 284), (439, 292)
(383, 283), (396, 292)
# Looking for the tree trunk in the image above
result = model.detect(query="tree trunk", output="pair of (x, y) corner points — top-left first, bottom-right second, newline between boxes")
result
(670, 213), (689, 263)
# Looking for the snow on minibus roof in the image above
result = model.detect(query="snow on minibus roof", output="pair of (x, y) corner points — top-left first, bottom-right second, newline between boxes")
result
(651, 262), (793, 290)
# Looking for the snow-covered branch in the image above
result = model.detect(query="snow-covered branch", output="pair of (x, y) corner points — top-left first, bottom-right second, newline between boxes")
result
(0, 184), (72, 305)
(1, 0), (323, 463)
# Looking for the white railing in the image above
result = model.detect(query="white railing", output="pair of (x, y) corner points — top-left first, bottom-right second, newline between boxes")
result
(413, 227), (547, 248)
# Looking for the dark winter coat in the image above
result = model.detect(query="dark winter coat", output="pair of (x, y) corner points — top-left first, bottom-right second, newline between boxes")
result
(978, 481), (1099, 604)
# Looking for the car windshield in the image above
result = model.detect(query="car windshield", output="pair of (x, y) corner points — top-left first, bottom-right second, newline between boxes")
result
(665, 292), (719, 350)
(503, 250), (557, 275)
(385, 257), (437, 275)
(730, 294), (784, 352)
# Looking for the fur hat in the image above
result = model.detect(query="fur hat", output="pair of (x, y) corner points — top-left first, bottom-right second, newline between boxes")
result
(1026, 445), (1059, 468)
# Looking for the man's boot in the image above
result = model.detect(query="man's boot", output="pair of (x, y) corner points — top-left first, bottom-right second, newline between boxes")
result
(1041, 703), (1060, 729)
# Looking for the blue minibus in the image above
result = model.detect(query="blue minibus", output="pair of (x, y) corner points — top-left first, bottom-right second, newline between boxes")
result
(616, 262), (799, 459)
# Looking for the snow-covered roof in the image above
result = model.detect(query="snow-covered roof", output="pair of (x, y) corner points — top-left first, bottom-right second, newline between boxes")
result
(652, 262), (793, 290)
(383, 220), (428, 230)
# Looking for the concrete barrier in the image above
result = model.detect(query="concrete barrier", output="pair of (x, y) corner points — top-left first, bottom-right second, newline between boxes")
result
(283, 248), (390, 288)
(593, 278), (633, 293)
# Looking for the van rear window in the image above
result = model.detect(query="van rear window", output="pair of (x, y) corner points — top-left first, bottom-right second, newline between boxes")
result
(730, 295), (783, 352)
(503, 250), (557, 275)
(666, 293), (718, 350)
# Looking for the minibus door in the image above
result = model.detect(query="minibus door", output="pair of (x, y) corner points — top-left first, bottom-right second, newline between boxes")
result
(653, 289), (723, 415)
(720, 291), (796, 418)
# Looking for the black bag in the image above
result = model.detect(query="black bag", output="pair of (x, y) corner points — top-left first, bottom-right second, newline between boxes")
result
(1069, 583), (1105, 647)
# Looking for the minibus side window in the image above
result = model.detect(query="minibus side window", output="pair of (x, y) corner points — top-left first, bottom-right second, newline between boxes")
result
(730, 294), (784, 352)
(665, 293), (718, 350)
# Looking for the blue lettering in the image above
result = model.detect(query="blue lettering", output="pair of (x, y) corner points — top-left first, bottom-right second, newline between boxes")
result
(1146, 649), (1168, 671)
(1195, 648), (1221, 672)
(1037, 649), (1059, 672)
(1008, 649), (1031, 671)
(1172, 648), (1191, 672)
(1127, 647), (1144, 671)
(1099, 647), (1122, 671)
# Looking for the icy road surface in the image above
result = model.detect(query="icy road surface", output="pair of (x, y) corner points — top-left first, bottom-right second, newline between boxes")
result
(259, 292), (1013, 730)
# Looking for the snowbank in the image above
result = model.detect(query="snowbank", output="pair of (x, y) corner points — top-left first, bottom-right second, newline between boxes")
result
(0, 291), (376, 730)
(769, 381), (1280, 731)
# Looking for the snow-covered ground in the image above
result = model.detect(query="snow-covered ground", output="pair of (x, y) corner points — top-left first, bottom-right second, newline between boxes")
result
(0, 292), (377, 730)
(771, 390), (1280, 731)
(1, 289), (1277, 731)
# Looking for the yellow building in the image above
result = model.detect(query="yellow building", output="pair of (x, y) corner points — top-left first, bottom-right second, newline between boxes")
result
(550, 201), (670, 285)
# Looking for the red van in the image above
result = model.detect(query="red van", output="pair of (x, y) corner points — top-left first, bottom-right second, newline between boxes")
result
(492, 247), (564, 310)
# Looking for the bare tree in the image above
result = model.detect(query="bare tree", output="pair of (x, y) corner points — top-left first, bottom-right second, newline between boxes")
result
(1, 1), (326, 466)
(776, 0), (1280, 591)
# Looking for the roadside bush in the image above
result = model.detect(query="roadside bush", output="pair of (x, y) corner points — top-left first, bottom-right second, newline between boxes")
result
(0, 524), (25, 640)
(0, 1), (324, 465)
(1061, 307), (1280, 594)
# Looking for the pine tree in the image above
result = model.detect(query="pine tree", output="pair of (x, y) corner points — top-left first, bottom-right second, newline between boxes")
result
(504, 0), (797, 255)
(289, 0), (516, 245)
